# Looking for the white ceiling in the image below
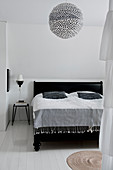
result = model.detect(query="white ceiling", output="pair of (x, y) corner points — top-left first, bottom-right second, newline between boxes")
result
(0, 0), (109, 26)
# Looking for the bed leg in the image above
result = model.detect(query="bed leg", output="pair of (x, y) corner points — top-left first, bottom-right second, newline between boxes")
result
(33, 141), (41, 151)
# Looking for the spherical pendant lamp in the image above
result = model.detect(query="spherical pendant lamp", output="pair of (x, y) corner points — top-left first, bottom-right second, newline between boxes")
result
(49, 3), (83, 39)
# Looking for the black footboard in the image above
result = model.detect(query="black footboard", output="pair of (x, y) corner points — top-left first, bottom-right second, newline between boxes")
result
(33, 131), (99, 151)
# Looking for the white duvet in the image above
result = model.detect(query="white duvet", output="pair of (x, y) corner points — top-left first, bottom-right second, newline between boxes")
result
(32, 92), (103, 112)
(31, 92), (103, 129)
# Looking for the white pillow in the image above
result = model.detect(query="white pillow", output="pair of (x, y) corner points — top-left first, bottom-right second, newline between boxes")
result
(66, 92), (78, 97)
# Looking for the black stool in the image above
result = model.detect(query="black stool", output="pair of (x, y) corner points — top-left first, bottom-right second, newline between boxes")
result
(12, 103), (30, 125)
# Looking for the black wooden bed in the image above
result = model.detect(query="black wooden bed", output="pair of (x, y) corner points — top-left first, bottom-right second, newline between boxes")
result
(33, 81), (103, 151)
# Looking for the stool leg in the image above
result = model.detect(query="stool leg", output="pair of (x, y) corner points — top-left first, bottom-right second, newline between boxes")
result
(12, 106), (15, 125)
(12, 106), (17, 125)
(28, 106), (30, 125)
(25, 106), (30, 125)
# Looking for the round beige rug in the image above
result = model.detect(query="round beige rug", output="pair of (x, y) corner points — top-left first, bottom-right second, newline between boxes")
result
(67, 151), (102, 170)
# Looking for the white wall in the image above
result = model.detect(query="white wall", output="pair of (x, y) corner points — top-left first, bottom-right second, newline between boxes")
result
(8, 24), (105, 79)
(7, 23), (105, 120)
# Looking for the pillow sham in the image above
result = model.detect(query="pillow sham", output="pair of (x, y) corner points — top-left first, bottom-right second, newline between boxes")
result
(77, 92), (102, 100)
(43, 91), (67, 99)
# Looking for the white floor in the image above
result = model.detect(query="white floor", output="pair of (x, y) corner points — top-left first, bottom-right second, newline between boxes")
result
(0, 121), (99, 170)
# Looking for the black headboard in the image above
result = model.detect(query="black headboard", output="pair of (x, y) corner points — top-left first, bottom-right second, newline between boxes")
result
(33, 81), (103, 97)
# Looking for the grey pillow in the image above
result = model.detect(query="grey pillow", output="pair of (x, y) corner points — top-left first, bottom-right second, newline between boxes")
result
(77, 92), (102, 100)
(43, 91), (67, 99)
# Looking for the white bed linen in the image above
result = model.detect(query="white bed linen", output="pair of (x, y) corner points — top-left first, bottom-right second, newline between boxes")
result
(32, 92), (103, 113)
(32, 92), (103, 112)
(31, 92), (103, 129)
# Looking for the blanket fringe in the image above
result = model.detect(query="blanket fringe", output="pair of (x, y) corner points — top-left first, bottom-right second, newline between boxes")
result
(34, 126), (100, 135)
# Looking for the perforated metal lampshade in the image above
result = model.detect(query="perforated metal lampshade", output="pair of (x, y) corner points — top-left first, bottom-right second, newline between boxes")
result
(49, 3), (83, 39)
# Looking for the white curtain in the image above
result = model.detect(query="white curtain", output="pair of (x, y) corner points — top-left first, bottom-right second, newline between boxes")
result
(99, 0), (113, 169)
